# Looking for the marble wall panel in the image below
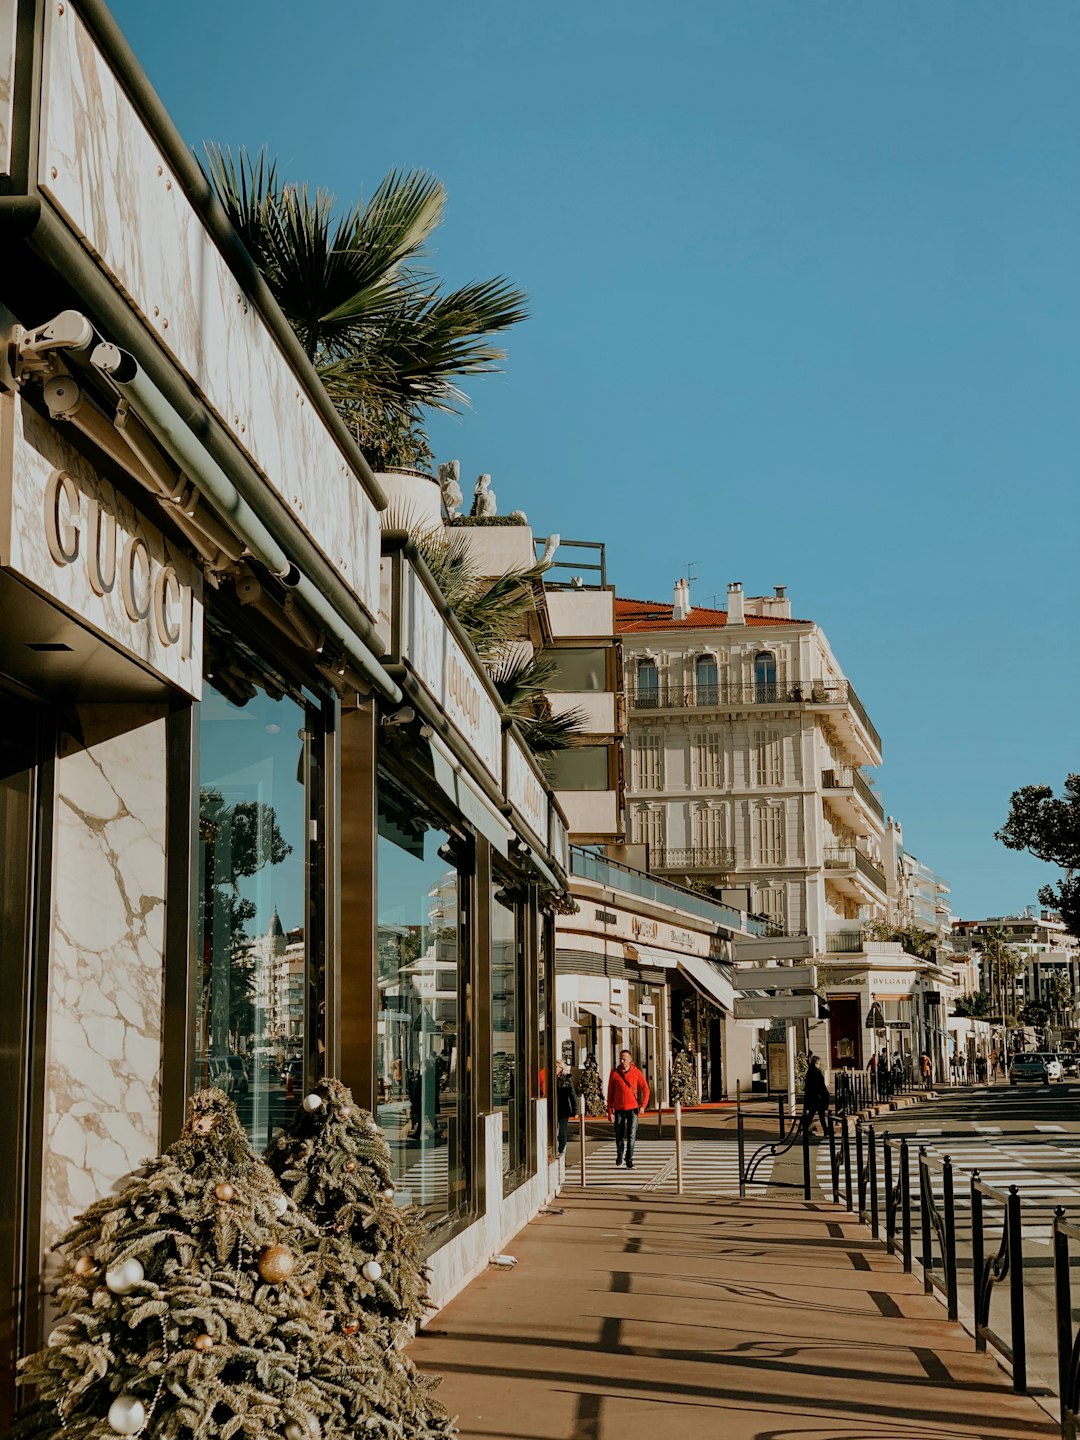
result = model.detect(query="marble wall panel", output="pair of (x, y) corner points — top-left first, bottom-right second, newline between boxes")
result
(0, 0), (14, 176)
(41, 703), (168, 1256)
(37, 4), (380, 619)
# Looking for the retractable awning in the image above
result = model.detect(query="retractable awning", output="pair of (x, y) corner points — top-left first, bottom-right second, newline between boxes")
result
(429, 736), (512, 857)
(578, 1001), (655, 1030)
(674, 954), (734, 1012)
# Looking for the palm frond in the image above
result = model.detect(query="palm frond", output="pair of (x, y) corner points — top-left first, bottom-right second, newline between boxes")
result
(520, 708), (590, 757)
(488, 652), (558, 714)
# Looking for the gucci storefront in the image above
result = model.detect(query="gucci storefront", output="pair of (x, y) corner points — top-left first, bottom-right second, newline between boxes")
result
(0, 2), (567, 1422)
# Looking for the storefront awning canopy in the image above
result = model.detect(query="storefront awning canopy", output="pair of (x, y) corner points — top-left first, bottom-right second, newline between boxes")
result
(674, 955), (734, 1013)
(577, 1001), (654, 1031)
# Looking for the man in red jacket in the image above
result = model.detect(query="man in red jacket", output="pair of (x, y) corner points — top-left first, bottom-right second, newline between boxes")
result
(607, 1049), (650, 1169)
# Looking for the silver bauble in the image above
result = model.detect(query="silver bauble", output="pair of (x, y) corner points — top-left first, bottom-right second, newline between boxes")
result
(107, 1394), (146, 1434)
(302, 1093), (322, 1113)
(47, 1325), (70, 1348)
(272, 1193), (289, 1217)
(381, 1187), (395, 1200)
(284, 1424), (304, 1440)
(361, 1259), (382, 1282)
(105, 1258), (144, 1295)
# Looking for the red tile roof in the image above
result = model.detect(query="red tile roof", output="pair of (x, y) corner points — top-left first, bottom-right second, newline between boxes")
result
(615, 596), (807, 633)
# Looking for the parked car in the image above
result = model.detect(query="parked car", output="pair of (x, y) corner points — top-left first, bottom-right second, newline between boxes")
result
(1009, 1053), (1049, 1085)
(225, 1054), (250, 1094)
(1036, 1053), (1063, 1082)
(197, 1055), (236, 1094)
(1061, 1052), (1080, 1077)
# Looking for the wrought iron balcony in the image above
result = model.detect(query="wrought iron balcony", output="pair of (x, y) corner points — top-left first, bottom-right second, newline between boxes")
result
(826, 930), (866, 953)
(653, 845), (737, 872)
(823, 846), (887, 893)
(821, 767), (885, 822)
(628, 681), (846, 711)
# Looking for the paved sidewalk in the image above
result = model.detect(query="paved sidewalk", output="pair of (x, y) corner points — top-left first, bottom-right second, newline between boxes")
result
(410, 1190), (1056, 1440)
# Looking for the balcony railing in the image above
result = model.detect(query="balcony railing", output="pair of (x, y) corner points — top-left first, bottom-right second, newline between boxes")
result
(569, 846), (761, 933)
(652, 845), (737, 872)
(821, 767), (885, 822)
(826, 930), (866, 953)
(823, 846), (887, 893)
(627, 679), (881, 753)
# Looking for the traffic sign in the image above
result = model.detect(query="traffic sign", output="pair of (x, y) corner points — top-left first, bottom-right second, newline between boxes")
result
(734, 965), (818, 991)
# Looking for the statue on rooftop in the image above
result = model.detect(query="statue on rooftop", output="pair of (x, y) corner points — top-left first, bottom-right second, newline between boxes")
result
(470, 473), (497, 518)
(437, 459), (463, 518)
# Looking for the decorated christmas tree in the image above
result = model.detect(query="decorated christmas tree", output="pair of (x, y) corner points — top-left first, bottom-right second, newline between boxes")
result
(670, 1048), (700, 1107)
(13, 1089), (445, 1440)
(578, 1053), (607, 1117)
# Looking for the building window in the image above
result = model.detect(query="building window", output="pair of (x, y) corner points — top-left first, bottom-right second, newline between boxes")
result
(695, 655), (718, 704)
(631, 733), (663, 791)
(197, 639), (318, 1156)
(752, 729), (782, 787)
(632, 806), (665, 854)
(542, 647), (608, 692)
(693, 732), (723, 789)
(376, 772), (472, 1233)
(692, 804), (726, 853)
(492, 883), (528, 1192)
(754, 801), (785, 865)
(754, 651), (778, 702)
(635, 658), (660, 707)
(545, 744), (610, 792)
(756, 885), (787, 927)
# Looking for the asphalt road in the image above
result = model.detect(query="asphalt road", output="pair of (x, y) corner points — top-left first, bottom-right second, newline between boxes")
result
(820, 1080), (1080, 1400)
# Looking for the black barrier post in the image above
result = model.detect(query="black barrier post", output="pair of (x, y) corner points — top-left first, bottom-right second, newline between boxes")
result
(802, 1111), (811, 1200)
(1008, 1185), (1026, 1393)
(1054, 1208), (1070, 1431)
(919, 1147), (932, 1293)
(858, 1117), (869, 1221)
(829, 1115), (839, 1206)
(779, 1095), (785, 1139)
(869, 1125), (879, 1240)
(884, 1135), (894, 1253)
(737, 1084), (746, 1200)
(971, 1171), (985, 1350)
(900, 1137), (912, 1273)
(943, 1155), (958, 1322)
(843, 1120), (853, 1212)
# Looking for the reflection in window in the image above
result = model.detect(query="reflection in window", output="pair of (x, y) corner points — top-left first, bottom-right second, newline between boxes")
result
(197, 646), (309, 1156)
(376, 773), (470, 1233)
(544, 744), (610, 792)
(542, 647), (608, 692)
(492, 885), (527, 1188)
(695, 655), (718, 703)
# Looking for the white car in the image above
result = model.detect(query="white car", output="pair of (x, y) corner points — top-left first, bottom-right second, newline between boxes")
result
(1037, 1053), (1063, 1082)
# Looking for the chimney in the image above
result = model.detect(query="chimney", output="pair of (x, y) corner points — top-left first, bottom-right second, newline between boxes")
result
(726, 582), (744, 626)
(673, 577), (691, 621)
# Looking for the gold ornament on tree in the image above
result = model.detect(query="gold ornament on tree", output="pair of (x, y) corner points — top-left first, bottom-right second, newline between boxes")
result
(193, 1333), (214, 1351)
(257, 1244), (296, 1283)
(73, 1254), (96, 1278)
(214, 1182), (236, 1202)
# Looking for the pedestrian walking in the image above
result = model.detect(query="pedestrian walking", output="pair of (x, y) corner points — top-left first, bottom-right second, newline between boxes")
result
(555, 1059), (577, 1176)
(802, 1055), (830, 1141)
(920, 1052), (933, 1089)
(606, 1049), (649, 1170)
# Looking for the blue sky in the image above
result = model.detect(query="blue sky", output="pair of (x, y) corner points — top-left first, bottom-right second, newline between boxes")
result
(112, 0), (1080, 922)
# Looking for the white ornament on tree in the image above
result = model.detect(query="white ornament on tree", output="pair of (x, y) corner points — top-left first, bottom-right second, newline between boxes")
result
(272, 1193), (288, 1217)
(284, 1423), (305, 1440)
(107, 1394), (146, 1434)
(302, 1093), (323, 1113)
(361, 1259), (383, 1282)
(105, 1258), (144, 1295)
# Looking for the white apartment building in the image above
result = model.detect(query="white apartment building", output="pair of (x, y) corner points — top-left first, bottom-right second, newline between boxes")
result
(616, 581), (958, 1074)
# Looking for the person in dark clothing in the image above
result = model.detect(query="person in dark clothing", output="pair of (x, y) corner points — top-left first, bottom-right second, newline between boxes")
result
(802, 1054), (830, 1140)
(555, 1060), (578, 1158)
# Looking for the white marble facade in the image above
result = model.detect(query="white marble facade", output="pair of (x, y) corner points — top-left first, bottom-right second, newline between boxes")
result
(41, 702), (168, 1253)
(37, 3), (380, 621)
(0, 0), (14, 176)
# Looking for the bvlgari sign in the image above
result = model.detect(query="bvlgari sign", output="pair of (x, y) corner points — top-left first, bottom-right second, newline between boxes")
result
(0, 393), (203, 697)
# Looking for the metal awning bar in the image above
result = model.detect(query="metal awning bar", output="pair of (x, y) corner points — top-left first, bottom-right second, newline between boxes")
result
(675, 954), (734, 1013)
(429, 736), (511, 857)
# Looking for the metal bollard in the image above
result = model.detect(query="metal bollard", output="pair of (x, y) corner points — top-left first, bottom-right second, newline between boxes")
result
(778, 1095), (786, 1139)
(1008, 1185), (1026, 1393)
(900, 1137), (912, 1273)
(802, 1108), (811, 1200)
(737, 1084), (746, 1200)
(674, 1101), (684, 1195)
(843, 1119), (853, 1213)
(856, 1119), (865, 1221)
(578, 1095), (586, 1189)
(971, 1171), (984, 1348)
(919, 1147), (932, 1294)
(869, 1126), (879, 1240)
(829, 1115), (839, 1206)
(884, 1137), (894, 1253)
(1054, 1207), (1070, 1425)
(943, 1155), (958, 1321)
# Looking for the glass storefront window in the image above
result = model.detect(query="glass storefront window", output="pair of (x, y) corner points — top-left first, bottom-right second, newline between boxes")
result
(376, 772), (471, 1233)
(492, 884), (527, 1189)
(197, 640), (313, 1155)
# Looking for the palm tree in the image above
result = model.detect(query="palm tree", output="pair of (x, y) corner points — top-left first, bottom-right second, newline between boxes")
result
(1048, 971), (1073, 1030)
(203, 146), (528, 471)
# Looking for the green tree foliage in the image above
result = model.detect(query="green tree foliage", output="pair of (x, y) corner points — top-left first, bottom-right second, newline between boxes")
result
(952, 992), (991, 1019)
(578, 1054), (606, 1118)
(264, 1079), (454, 1437)
(669, 1049), (699, 1107)
(13, 1090), (427, 1440)
(996, 774), (1080, 939)
(204, 148), (527, 472)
